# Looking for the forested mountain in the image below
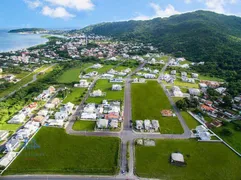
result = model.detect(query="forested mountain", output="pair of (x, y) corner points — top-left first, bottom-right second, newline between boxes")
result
(78, 10), (241, 95)
(8, 28), (46, 33)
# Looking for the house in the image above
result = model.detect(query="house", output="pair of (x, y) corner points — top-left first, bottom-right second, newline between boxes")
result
(97, 119), (109, 129)
(105, 112), (120, 121)
(171, 153), (185, 166)
(191, 73), (199, 78)
(83, 103), (96, 113)
(171, 70), (176, 75)
(112, 84), (122, 91)
(110, 120), (118, 128)
(199, 83), (208, 89)
(0, 130), (9, 141)
(143, 73), (156, 79)
(200, 80), (220, 88)
(48, 119), (64, 127)
(0, 152), (17, 167)
(37, 109), (48, 117)
(136, 120), (144, 130)
(92, 63), (103, 69)
(201, 104), (217, 114)
(195, 125), (211, 141)
(172, 86), (183, 97)
(181, 72), (187, 77)
(8, 113), (26, 124)
(81, 112), (97, 120)
(32, 115), (46, 124)
(188, 88), (201, 96)
(16, 128), (32, 140)
(55, 111), (68, 121)
(144, 120), (152, 131)
(161, 110), (173, 117)
(74, 80), (89, 88)
(110, 77), (123, 83)
(152, 120), (160, 131)
(62, 102), (74, 115)
(4, 74), (15, 81)
(5, 138), (20, 152)
(90, 89), (106, 97)
(102, 73), (114, 79)
(215, 87), (226, 94)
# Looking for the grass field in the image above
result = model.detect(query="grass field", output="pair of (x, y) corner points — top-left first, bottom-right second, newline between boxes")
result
(85, 65), (114, 75)
(5, 127), (120, 175)
(199, 74), (224, 82)
(57, 63), (92, 84)
(135, 139), (241, 180)
(87, 80), (124, 104)
(63, 88), (86, 105)
(72, 120), (96, 131)
(174, 79), (199, 88)
(131, 81), (183, 134)
(181, 111), (200, 129)
(213, 122), (241, 154)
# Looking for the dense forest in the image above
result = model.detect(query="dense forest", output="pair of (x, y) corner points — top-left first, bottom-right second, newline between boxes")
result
(8, 28), (46, 33)
(78, 10), (241, 96)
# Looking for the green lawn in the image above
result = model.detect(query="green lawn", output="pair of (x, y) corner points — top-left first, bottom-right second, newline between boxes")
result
(63, 88), (86, 105)
(181, 111), (200, 129)
(157, 55), (170, 62)
(57, 63), (92, 84)
(0, 124), (21, 131)
(173, 79), (199, 88)
(87, 80), (124, 104)
(131, 81), (183, 134)
(72, 120), (96, 131)
(198, 74), (224, 82)
(5, 127), (120, 175)
(135, 139), (241, 180)
(213, 122), (241, 154)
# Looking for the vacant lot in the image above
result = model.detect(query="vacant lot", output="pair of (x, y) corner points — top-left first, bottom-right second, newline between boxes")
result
(131, 81), (183, 134)
(214, 121), (241, 154)
(87, 80), (124, 104)
(63, 88), (86, 105)
(85, 65), (114, 74)
(73, 120), (96, 131)
(174, 79), (199, 88)
(135, 139), (241, 180)
(5, 127), (120, 175)
(181, 111), (200, 129)
(57, 63), (92, 84)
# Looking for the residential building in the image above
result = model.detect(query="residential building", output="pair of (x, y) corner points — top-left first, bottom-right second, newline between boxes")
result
(0, 130), (9, 141)
(74, 80), (90, 88)
(8, 113), (26, 124)
(191, 73), (199, 78)
(188, 88), (201, 96)
(144, 120), (152, 131)
(0, 152), (17, 167)
(5, 138), (20, 152)
(136, 120), (144, 130)
(110, 120), (118, 128)
(90, 89), (106, 97)
(112, 84), (122, 91)
(161, 110), (173, 117)
(152, 120), (160, 131)
(172, 86), (183, 97)
(97, 119), (109, 129)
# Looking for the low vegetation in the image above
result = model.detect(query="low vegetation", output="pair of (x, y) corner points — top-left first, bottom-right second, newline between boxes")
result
(5, 127), (120, 175)
(131, 81), (183, 134)
(73, 120), (96, 131)
(135, 139), (241, 180)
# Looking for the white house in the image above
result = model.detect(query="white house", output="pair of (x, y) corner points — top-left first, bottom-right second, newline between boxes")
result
(0, 152), (17, 167)
(90, 89), (106, 97)
(74, 80), (89, 88)
(144, 120), (152, 131)
(8, 113), (26, 124)
(110, 77), (123, 83)
(172, 86), (183, 97)
(16, 128), (32, 140)
(55, 111), (68, 121)
(195, 125), (211, 141)
(215, 87), (226, 94)
(81, 112), (97, 120)
(181, 72), (187, 77)
(144, 73), (156, 79)
(102, 74), (114, 79)
(136, 120), (144, 130)
(110, 120), (118, 128)
(0, 130), (9, 141)
(97, 119), (109, 129)
(112, 84), (122, 91)
(152, 120), (160, 131)
(92, 64), (103, 69)
(191, 73), (199, 78)
(189, 88), (201, 96)
(5, 138), (20, 152)
(37, 109), (48, 117)
(83, 103), (96, 113)
(171, 70), (176, 75)
(48, 119), (64, 127)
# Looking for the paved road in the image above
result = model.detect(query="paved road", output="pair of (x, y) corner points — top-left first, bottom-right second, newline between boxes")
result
(0, 65), (55, 102)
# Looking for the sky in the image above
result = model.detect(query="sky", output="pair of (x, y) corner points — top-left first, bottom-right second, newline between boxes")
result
(0, 0), (241, 29)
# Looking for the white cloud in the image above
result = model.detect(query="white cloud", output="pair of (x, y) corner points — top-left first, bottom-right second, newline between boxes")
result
(24, 0), (42, 9)
(185, 0), (192, 4)
(198, 0), (238, 13)
(41, 6), (75, 19)
(132, 3), (180, 20)
(44, 0), (94, 11)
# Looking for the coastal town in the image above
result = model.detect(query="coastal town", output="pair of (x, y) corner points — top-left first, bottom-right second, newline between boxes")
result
(0, 30), (241, 180)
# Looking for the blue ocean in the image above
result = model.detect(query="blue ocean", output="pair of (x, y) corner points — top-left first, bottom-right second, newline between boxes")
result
(0, 30), (48, 52)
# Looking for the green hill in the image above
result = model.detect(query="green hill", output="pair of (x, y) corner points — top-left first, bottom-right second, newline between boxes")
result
(78, 10), (241, 95)
(8, 28), (46, 33)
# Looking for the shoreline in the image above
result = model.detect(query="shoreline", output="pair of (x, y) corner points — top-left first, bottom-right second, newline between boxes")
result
(0, 33), (50, 53)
